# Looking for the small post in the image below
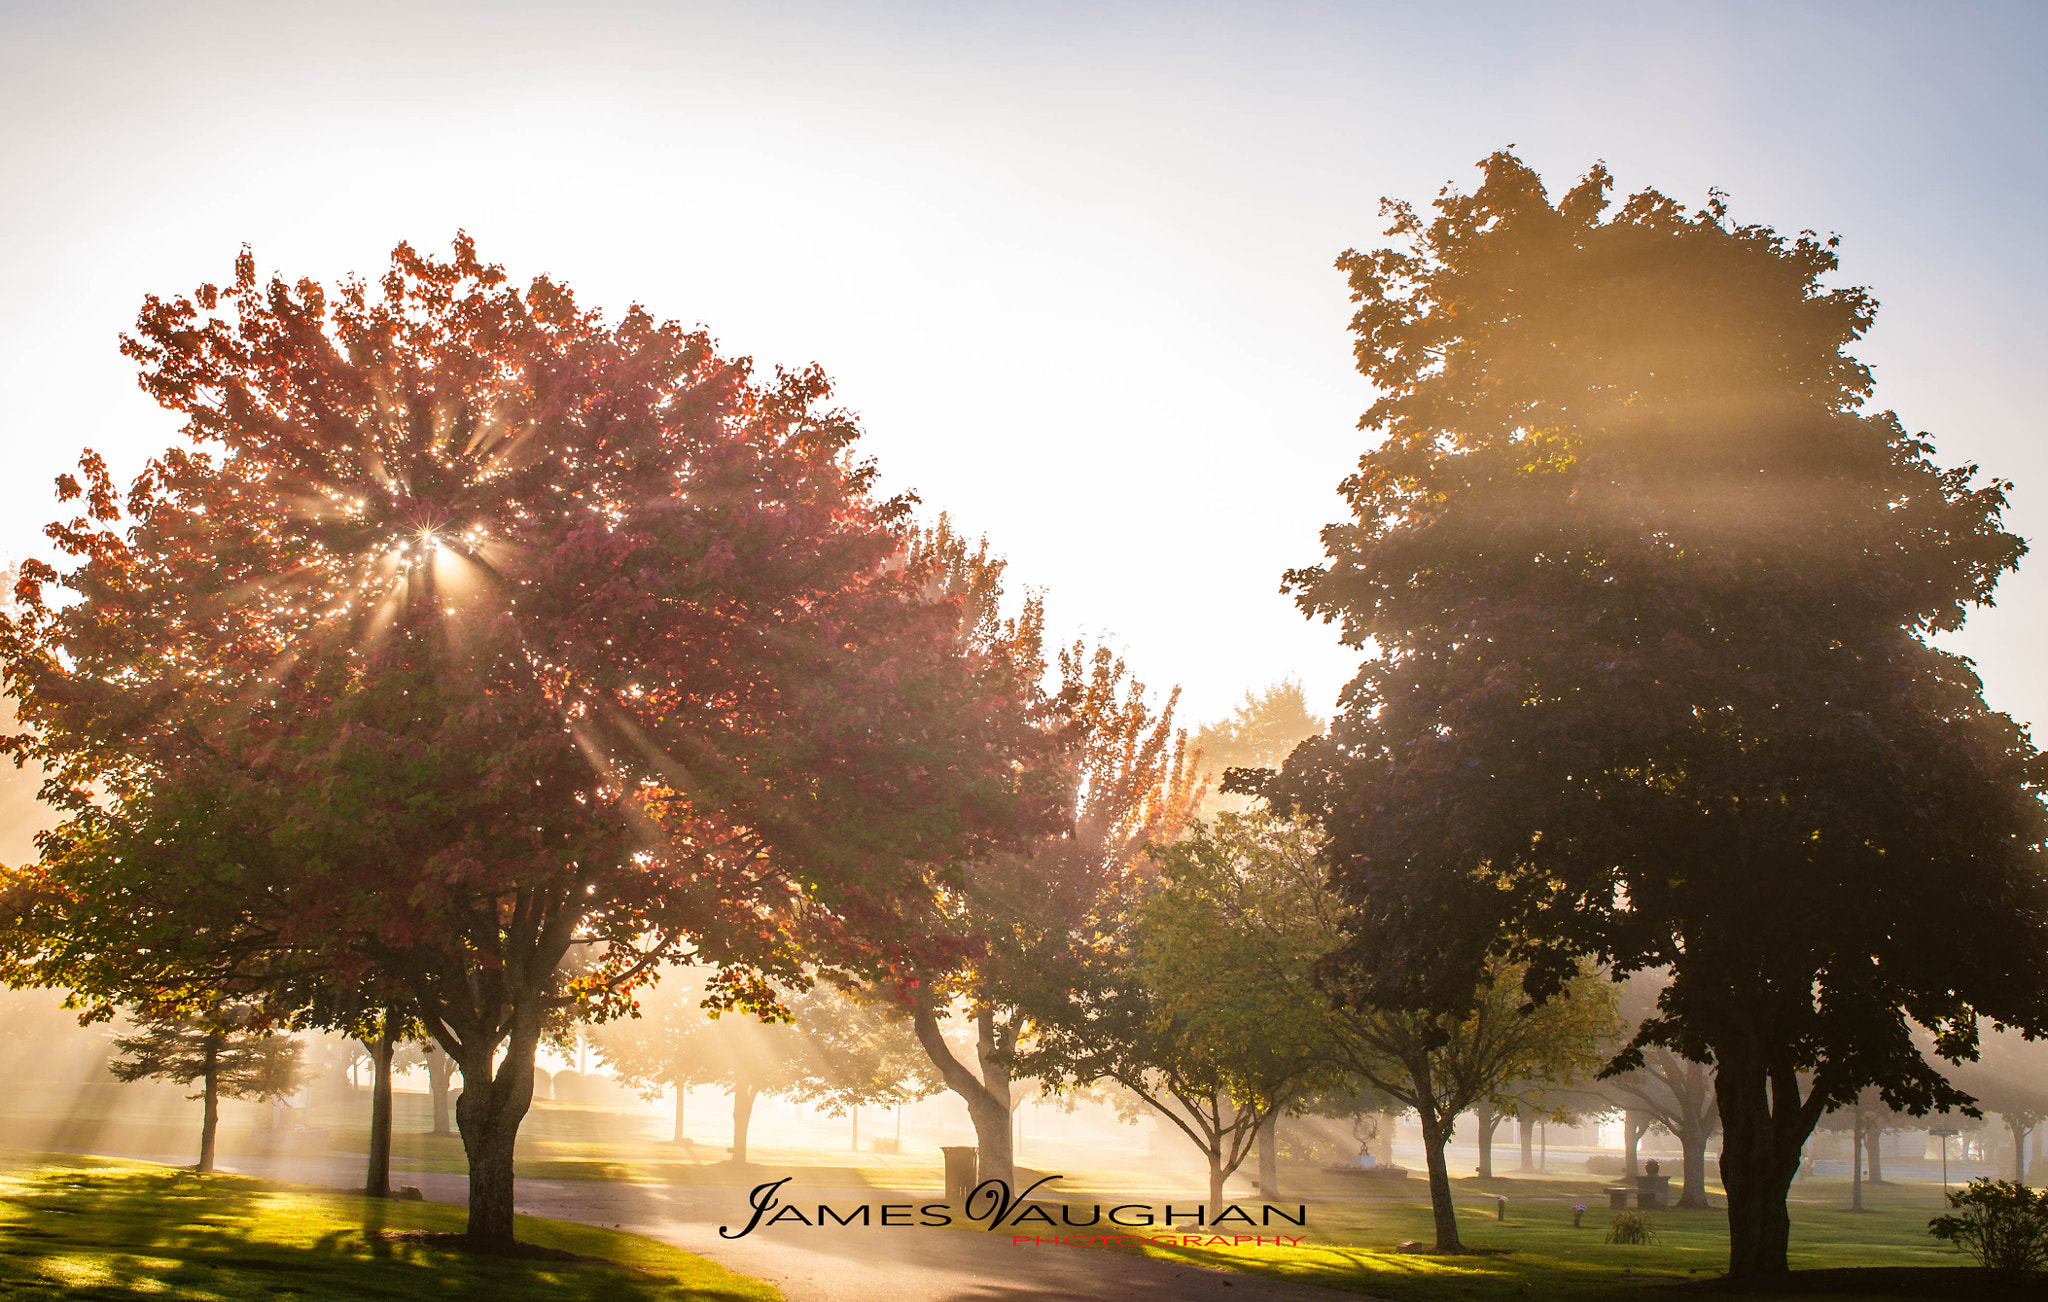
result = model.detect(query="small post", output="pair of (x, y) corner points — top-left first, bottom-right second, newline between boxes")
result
(1496, 1195), (1506, 1221)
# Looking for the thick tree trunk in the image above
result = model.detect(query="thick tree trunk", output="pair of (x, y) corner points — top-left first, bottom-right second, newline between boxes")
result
(1474, 1101), (1498, 1178)
(197, 1035), (221, 1175)
(910, 1001), (1015, 1188)
(1716, 1051), (1817, 1278)
(453, 1014), (542, 1246)
(851, 1104), (859, 1152)
(1517, 1111), (1536, 1172)
(365, 1016), (395, 1197)
(1208, 1149), (1227, 1221)
(1677, 1120), (1712, 1209)
(1257, 1112), (1280, 1199)
(1624, 1107), (1646, 1179)
(1415, 1101), (1462, 1252)
(1866, 1121), (1884, 1184)
(965, 1093), (1014, 1187)
(2013, 1118), (2029, 1186)
(425, 1044), (453, 1137)
(731, 1084), (758, 1163)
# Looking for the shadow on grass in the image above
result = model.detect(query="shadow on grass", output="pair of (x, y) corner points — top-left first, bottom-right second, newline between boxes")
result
(1689, 1266), (2048, 1298)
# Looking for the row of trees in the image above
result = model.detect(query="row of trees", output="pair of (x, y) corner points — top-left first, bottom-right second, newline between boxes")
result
(5, 150), (2046, 1286)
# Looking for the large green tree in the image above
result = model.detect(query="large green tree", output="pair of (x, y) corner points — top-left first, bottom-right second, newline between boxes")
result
(1267, 152), (2048, 1276)
(0, 238), (1034, 1243)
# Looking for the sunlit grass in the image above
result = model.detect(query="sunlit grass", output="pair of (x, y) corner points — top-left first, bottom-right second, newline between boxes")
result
(4, 1083), (2016, 1298)
(0, 1154), (782, 1300)
(1090, 1176), (1990, 1300)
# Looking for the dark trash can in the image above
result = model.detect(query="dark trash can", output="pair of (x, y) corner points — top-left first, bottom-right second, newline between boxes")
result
(942, 1146), (978, 1205)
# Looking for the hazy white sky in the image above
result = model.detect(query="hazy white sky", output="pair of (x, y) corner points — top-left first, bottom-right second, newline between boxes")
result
(3, 0), (2044, 733)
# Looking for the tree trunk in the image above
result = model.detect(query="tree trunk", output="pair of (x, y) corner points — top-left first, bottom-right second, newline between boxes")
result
(1415, 1101), (1462, 1252)
(1716, 1050), (1816, 1278)
(1850, 1113), (1864, 1213)
(965, 1093), (1014, 1188)
(2013, 1117), (2029, 1186)
(673, 1085), (686, 1144)
(425, 1043), (453, 1137)
(1677, 1119), (1712, 1209)
(1517, 1111), (1536, 1172)
(731, 1084), (758, 1163)
(1257, 1112), (1280, 1199)
(1865, 1123), (1884, 1184)
(909, 1001), (1015, 1189)
(851, 1104), (859, 1152)
(1624, 1107), (1646, 1179)
(197, 1034), (221, 1174)
(365, 1015), (395, 1197)
(453, 1014), (542, 1246)
(1208, 1148), (1227, 1222)
(1474, 1100), (1497, 1178)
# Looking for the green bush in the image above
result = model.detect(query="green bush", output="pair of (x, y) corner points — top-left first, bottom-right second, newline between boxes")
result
(1605, 1210), (1655, 1244)
(1929, 1178), (2048, 1276)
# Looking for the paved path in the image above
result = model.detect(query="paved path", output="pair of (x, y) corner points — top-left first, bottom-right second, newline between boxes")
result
(184, 1153), (1371, 1302)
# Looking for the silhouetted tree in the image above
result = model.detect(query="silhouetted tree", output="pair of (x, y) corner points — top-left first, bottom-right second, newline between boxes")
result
(1265, 151), (2048, 1278)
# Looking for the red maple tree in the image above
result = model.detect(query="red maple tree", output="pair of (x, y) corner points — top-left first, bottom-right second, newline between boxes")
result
(2, 237), (1039, 1240)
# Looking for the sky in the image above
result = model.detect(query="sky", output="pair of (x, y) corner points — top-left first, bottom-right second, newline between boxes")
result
(3, 0), (2045, 735)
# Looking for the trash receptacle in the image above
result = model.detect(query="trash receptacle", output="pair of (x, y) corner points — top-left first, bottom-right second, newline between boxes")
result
(942, 1146), (978, 1205)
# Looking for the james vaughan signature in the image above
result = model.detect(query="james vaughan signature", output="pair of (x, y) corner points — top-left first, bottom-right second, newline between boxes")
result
(719, 1176), (1308, 1238)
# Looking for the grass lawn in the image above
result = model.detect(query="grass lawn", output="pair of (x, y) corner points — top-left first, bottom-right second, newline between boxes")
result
(0, 1154), (783, 1301)
(1055, 1173), (2023, 1301)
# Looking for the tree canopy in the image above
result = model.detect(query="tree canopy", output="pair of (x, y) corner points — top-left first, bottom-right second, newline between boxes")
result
(1265, 151), (2048, 1276)
(0, 236), (1037, 1241)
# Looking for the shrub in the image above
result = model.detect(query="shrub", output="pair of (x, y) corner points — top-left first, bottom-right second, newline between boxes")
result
(1583, 1154), (1626, 1176)
(1606, 1211), (1656, 1244)
(1929, 1178), (2048, 1276)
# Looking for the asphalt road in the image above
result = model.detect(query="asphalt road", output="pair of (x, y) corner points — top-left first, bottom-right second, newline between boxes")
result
(193, 1153), (1371, 1302)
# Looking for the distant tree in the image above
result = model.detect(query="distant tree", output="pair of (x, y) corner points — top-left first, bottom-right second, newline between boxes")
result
(1187, 682), (1334, 1196)
(1944, 1029), (2048, 1187)
(1328, 956), (1615, 1251)
(421, 1042), (456, 1137)
(1593, 974), (1720, 1209)
(109, 1006), (305, 1173)
(1264, 151), (2048, 1277)
(1816, 1089), (1903, 1212)
(1024, 812), (1347, 1216)
(876, 524), (1196, 1190)
(593, 968), (797, 1160)
(1191, 681), (1324, 814)
(782, 983), (941, 1151)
